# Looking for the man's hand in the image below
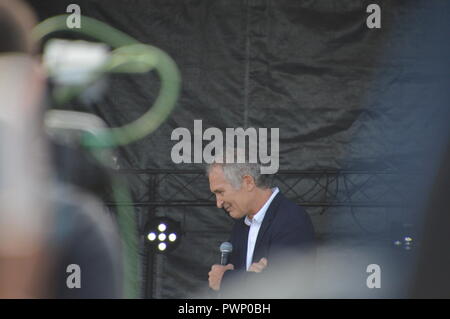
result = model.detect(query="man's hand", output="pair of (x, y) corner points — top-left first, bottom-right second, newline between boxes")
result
(248, 257), (268, 273)
(208, 264), (234, 291)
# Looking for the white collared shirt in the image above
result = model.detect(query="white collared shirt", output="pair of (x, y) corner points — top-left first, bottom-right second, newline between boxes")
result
(245, 187), (279, 271)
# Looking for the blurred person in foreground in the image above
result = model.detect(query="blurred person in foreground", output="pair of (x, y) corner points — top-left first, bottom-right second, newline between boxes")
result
(0, 0), (49, 298)
(0, 0), (122, 298)
(207, 149), (315, 297)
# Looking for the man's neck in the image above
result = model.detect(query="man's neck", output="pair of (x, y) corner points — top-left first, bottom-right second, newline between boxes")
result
(247, 188), (273, 220)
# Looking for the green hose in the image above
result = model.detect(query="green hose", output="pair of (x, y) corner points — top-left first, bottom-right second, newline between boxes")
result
(33, 14), (181, 298)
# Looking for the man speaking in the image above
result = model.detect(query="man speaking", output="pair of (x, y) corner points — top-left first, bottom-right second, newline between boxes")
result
(207, 149), (315, 296)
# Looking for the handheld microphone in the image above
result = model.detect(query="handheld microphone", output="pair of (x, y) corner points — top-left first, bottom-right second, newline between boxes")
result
(219, 242), (233, 266)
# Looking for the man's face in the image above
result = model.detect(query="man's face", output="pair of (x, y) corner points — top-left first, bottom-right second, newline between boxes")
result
(208, 165), (249, 219)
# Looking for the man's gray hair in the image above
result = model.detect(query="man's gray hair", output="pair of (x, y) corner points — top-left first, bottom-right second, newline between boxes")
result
(206, 148), (271, 189)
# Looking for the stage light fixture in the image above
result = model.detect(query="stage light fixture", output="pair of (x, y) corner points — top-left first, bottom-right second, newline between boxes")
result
(145, 217), (182, 253)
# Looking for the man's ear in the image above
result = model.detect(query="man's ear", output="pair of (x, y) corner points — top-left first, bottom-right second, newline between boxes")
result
(242, 175), (256, 191)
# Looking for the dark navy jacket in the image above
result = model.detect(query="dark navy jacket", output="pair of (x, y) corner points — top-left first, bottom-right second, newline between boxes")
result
(222, 191), (315, 290)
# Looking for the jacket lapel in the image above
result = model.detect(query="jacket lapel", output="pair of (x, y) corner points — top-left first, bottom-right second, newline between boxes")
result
(235, 218), (249, 270)
(252, 192), (283, 258)
(241, 221), (250, 269)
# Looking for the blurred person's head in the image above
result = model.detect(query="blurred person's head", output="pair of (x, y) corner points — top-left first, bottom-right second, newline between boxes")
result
(207, 148), (272, 220)
(0, 0), (43, 104)
(0, 0), (38, 54)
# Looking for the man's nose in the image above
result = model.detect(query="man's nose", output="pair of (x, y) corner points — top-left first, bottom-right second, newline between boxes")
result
(216, 197), (224, 208)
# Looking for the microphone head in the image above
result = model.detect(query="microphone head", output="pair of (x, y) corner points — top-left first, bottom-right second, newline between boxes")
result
(220, 242), (233, 253)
